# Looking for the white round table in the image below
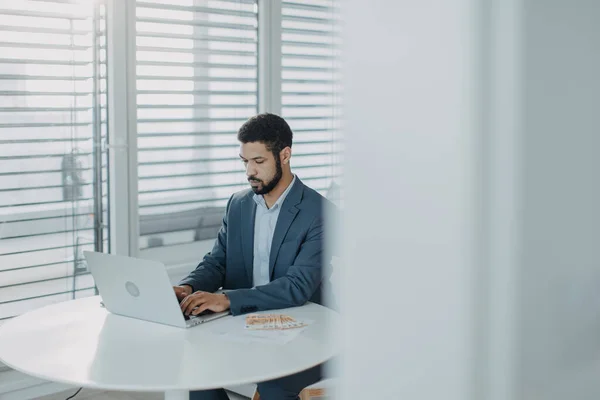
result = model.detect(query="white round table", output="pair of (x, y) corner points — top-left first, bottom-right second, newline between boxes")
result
(0, 296), (338, 400)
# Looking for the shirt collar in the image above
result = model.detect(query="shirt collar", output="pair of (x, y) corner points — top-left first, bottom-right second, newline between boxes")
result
(253, 174), (297, 210)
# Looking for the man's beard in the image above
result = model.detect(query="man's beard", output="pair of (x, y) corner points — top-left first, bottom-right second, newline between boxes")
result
(248, 157), (283, 195)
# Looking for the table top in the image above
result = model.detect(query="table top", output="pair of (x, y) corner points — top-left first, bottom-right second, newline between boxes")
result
(0, 296), (338, 391)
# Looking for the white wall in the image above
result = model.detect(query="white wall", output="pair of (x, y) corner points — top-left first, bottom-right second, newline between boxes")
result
(338, 0), (600, 399)
(517, 0), (600, 398)
(339, 0), (481, 398)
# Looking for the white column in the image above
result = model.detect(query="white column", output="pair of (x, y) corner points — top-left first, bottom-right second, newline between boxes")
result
(258, 0), (281, 115)
(106, 0), (139, 256)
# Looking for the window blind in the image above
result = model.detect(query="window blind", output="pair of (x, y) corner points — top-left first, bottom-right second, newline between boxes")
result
(137, 0), (343, 251)
(136, 0), (261, 250)
(281, 0), (342, 204)
(0, 0), (109, 323)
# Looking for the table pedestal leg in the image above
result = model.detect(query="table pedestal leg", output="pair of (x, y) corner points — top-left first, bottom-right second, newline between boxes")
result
(165, 389), (189, 400)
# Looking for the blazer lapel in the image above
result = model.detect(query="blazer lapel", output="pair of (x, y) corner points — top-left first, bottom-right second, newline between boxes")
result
(269, 179), (304, 278)
(240, 194), (256, 285)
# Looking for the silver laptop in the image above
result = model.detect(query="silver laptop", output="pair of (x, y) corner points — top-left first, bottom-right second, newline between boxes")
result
(84, 251), (229, 328)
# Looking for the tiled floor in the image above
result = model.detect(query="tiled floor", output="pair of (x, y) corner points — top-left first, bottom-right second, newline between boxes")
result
(36, 388), (248, 400)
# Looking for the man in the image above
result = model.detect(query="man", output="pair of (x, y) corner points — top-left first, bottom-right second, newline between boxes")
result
(173, 113), (332, 400)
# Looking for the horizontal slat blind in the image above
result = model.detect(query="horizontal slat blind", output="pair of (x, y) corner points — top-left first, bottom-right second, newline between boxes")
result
(0, 0), (108, 323)
(136, 0), (343, 251)
(281, 0), (343, 205)
(136, 0), (261, 250)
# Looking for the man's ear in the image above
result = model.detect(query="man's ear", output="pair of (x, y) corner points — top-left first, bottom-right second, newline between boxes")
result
(281, 147), (292, 165)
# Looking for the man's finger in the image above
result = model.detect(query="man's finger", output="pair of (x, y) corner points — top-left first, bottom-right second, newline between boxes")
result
(183, 295), (206, 315)
(179, 294), (191, 309)
(192, 302), (210, 316)
(180, 293), (199, 311)
(180, 295), (196, 312)
(181, 297), (197, 314)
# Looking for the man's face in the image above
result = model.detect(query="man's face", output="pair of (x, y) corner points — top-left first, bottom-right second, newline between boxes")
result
(239, 141), (283, 195)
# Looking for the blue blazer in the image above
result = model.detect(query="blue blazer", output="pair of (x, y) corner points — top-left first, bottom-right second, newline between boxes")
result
(179, 177), (332, 316)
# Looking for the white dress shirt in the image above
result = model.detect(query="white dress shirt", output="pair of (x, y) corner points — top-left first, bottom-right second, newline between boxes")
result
(252, 175), (297, 287)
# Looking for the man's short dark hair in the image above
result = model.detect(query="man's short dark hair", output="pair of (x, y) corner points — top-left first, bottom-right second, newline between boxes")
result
(237, 113), (293, 157)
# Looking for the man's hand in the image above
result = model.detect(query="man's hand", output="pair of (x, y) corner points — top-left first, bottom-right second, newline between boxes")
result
(173, 285), (193, 302)
(180, 291), (230, 315)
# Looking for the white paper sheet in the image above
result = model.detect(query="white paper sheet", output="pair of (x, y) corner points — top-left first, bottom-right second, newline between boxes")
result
(207, 315), (312, 345)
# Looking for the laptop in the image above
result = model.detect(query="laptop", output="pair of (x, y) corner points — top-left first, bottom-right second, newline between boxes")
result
(84, 251), (229, 328)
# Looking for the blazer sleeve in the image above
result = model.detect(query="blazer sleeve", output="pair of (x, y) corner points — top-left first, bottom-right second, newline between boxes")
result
(178, 196), (232, 293)
(225, 215), (323, 315)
